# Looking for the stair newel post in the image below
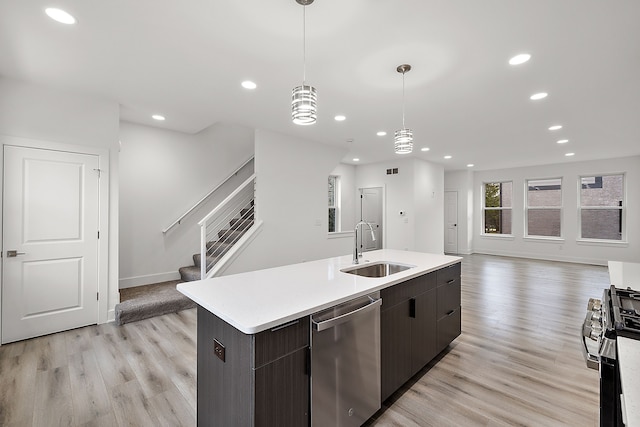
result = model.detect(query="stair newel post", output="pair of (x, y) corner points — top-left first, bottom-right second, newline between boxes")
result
(200, 221), (207, 280)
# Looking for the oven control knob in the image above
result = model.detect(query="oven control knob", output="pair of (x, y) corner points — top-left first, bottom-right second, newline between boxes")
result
(587, 298), (602, 311)
(590, 312), (602, 322)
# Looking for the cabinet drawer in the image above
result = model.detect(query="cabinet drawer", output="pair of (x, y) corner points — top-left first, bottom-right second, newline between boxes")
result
(437, 307), (461, 352)
(381, 272), (435, 310)
(436, 263), (461, 287)
(436, 278), (461, 319)
(255, 317), (309, 367)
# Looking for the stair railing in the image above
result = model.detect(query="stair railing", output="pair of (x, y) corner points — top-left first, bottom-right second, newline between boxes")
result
(199, 174), (256, 279)
(162, 157), (254, 234)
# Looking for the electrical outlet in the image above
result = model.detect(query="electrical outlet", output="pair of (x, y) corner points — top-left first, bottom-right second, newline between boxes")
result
(213, 339), (225, 362)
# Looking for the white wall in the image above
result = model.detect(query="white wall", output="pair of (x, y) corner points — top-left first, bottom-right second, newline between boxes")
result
(444, 170), (474, 254)
(118, 121), (254, 286)
(473, 156), (640, 265)
(224, 129), (351, 274)
(0, 77), (120, 322)
(355, 158), (445, 253)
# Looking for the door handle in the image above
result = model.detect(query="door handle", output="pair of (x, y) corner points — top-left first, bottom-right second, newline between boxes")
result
(409, 298), (416, 318)
(6, 250), (26, 257)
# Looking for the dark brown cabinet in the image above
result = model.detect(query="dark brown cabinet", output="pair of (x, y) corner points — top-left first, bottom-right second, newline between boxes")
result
(197, 307), (309, 427)
(380, 273), (437, 401)
(380, 262), (461, 403)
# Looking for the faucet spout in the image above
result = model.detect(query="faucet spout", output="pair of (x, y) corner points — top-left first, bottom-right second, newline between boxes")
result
(353, 220), (375, 264)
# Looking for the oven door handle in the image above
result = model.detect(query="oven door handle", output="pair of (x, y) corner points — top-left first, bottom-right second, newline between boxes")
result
(581, 334), (600, 370)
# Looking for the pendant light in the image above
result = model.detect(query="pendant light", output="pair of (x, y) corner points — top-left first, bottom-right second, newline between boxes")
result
(291, 0), (317, 125)
(395, 64), (413, 154)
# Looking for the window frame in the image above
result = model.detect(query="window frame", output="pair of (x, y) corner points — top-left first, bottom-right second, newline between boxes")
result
(578, 173), (626, 242)
(524, 177), (563, 239)
(328, 175), (340, 233)
(481, 181), (513, 236)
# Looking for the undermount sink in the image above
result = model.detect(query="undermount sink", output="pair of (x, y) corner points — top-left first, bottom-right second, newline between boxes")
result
(341, 262), (415, 278)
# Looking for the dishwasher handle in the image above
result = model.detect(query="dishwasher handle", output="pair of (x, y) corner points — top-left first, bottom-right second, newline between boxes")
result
(312, 297), (382, 332)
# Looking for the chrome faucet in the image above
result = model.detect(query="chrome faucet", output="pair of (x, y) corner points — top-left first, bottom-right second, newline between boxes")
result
(353, 220), (376, 264)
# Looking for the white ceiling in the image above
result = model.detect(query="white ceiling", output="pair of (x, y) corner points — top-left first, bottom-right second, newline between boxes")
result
(1, 0), (639, 171)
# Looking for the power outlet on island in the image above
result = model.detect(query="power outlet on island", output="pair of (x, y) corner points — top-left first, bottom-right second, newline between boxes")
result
(213, 338), (225, 362)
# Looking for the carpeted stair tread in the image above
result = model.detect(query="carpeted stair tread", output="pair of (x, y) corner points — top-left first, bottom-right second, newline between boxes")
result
(217, 229), (245, 243)
(179, 265), (201, 282)
(193, 253), (220, 269)
(115, 280), (195, 325)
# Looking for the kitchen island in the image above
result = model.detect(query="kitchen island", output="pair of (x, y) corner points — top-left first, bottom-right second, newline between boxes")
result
(178, 249), (462, 426)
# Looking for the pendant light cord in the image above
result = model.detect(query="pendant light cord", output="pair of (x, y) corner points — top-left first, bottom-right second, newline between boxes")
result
(402, 71), (406, 128)
(302, 6), (307, 85)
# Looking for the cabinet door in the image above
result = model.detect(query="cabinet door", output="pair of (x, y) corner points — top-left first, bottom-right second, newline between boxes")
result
(380, 301), (412, 402)
(410, 288), (437, 372)
(254, 347), (309, 427)
(437, 307), (461, 353)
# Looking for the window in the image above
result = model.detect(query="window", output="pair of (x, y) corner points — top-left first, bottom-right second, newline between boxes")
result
(328, 175), (340, 233)
(526, 178), (562, 238)
(483, 181), (512, 235)
(580, 174), (624, 240)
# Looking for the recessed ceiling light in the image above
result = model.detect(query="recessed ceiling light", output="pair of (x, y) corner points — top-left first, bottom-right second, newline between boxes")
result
(376, 131), (387, 136)
(509, 53), (531, 65)
(241, 81), (257, 90)
(334, 115), (346, 121)
(557, 139), (569, 144)
(549, 125), (563, 131)
(467, 164), (474, 168)
(444, 155), (452, 159)
(352, 158), (360, 162)
(421, 147), (430, 152)
(565, 152), (575, 157)
(45, 8), (77, 24)
(152, 115), (165, 121)
(530, 92), (548, 100)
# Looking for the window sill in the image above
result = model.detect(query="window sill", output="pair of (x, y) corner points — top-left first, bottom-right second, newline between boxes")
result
(480, 233), (515, 240)
(523, 236), (565, 243)
(328, 231), (354, 239)
(576, 239), (628, 248)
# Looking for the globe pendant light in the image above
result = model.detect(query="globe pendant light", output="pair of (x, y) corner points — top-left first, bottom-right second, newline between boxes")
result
(292, 0), (317, 125)
(395, 64), (413, 154)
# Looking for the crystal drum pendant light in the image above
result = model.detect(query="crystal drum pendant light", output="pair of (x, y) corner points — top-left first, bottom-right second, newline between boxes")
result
(292, 0), (317, 125)
(394, 64), (413, 154)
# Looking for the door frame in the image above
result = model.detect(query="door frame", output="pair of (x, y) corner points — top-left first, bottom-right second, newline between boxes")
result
(0, 135), (110, 343)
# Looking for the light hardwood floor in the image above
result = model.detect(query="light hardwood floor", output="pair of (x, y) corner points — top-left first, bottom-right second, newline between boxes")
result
(0, 254), (608, 426)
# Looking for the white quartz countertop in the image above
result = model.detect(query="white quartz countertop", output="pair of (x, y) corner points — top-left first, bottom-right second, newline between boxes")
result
(609, 261), (640, 426)
(177, 249), (462, 334)
(618, 337), (640, 427)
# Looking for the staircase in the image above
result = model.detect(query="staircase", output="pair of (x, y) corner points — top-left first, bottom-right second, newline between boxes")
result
(114, 163), (257, 326)
(178, 203), (254, 281)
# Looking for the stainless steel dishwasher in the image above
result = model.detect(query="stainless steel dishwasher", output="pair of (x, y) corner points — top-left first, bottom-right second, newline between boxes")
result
(311, 292), (381, 427)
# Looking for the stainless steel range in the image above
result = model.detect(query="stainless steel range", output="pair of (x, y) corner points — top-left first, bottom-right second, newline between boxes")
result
(582, 285), (640, 426)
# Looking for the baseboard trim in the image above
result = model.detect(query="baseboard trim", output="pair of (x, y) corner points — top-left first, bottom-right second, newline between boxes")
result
(119, 271), (181, 289)
(471, 249), (607, 266)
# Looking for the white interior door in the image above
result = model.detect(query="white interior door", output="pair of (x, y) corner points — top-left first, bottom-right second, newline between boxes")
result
(444, 191), (458, 254)
(360, 187), (383, 252)
(2, 145), (100, 343)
